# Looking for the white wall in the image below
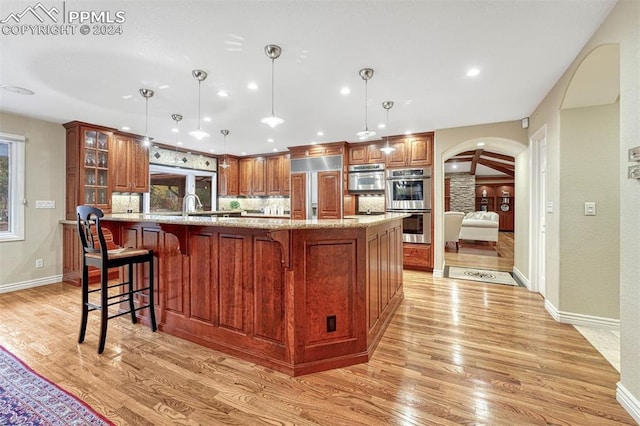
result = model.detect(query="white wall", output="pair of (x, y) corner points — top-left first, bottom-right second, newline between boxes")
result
(528, 0), (640, 420)
(0, 112), (65, 292)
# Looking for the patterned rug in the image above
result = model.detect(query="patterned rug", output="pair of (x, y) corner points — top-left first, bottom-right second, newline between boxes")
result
(446, 266), (517, 286)
(0, 345), (113, 425)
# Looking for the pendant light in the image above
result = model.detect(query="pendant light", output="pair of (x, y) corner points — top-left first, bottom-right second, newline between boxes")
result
(139, 88), (154, 146)
(260, 44), (284, 128)
(356, 68), (376, 140)
(189, 69), (209, 140)
(380, 101), (396, 154)
(219, 129), (230, 169)
(171, 114), (183, 163)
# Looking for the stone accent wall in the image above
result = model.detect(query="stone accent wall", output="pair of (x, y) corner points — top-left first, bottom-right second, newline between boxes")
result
(448, 173), (475, 214)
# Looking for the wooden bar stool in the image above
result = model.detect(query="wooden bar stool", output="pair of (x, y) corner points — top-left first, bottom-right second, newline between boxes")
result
(76, 205), (157, 353)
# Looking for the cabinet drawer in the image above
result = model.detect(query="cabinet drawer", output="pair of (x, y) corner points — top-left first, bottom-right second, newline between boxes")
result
(403, 243), (432, 269)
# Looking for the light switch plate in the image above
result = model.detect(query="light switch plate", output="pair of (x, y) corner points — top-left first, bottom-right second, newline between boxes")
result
(628, 164), (640, 179)
(629, 146), (640, 162)
(546, 201), (553, 213)
(35, 200), (55, 209)
(584, 202), (596, 216)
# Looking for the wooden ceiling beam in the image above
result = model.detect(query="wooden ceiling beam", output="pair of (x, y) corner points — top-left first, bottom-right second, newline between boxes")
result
(470, 149), (483, 175)
(482, 151), (515, 162)
(478, 158), (515, 176)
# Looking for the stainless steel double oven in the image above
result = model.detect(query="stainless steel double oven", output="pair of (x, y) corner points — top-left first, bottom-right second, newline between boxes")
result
(386, 167), (432, 243)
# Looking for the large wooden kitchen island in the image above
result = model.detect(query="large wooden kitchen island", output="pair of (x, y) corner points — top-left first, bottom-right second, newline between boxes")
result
(95, 213), (406, 376)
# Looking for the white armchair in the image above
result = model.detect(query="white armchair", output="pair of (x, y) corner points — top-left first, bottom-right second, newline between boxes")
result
(444, 211), (465, 250)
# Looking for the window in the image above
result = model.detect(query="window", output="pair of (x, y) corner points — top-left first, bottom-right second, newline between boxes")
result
(144, 164), (216, 213)
(0, 133), (25, 242)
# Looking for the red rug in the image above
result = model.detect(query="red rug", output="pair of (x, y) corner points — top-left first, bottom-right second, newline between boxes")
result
(0, 345), (113, 425)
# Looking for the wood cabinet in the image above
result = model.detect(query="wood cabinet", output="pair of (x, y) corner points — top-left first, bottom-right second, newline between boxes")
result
(266, 154), (291, 196)
(318, 170), (342, 219)
(239, 158), (253, 195)
(282, 154), (290, 196)
(384, 132), (433, 168)
(218, 156), (239, 196)
(290, 173), (306, 219)
(64, 121), (115, 219)
(348, 142), (384, 165)
(112, 133), (149, 193)
(402, 242), (432, 271)
(475, 183), (514, 231)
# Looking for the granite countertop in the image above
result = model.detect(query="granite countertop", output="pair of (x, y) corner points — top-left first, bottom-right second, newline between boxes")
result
(62, 212), (409, 230)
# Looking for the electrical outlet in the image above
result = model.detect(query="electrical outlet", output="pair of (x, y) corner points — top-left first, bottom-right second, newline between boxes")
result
(584, 202), (596, 216)
(326, 315), (336, 332)
(35, 258), (44, 268)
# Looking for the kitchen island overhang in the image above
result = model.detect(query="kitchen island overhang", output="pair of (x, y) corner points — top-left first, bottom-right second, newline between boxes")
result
(93, 213), (407, 376)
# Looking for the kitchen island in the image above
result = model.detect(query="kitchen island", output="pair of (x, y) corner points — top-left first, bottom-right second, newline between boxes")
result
(84, 213), (406, 376)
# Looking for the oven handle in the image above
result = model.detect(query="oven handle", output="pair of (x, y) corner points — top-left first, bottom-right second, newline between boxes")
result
(387, 209), (431, 213)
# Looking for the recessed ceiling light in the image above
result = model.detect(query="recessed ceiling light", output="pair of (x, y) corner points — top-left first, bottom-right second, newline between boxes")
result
(210, 149), (215, 152)
(177, 141), (183, 146)
(310, 141), (317, 145)
(267, 138), (274, 143)
(241, 152), (246, 155)
(378, 123), (386, 129)
(172, 127), (179, 133)
(273, 148), (278, 152)
(404, 130), (412, 135)
(477, 142), (485, 146)
(1, 85), (34, 95)
(452, 164), (458, 169)
(158, 85), (170, 89)
(466, 67), (481, 77)
(121, 126), (130, 131)
(217, 90), (229, 97)
(340, 87), (350, 95)
(122, 95), (132, 100)
(203, 117), (212, 122)
(247, 82), (258, 90)
(317, 131), (324, 136)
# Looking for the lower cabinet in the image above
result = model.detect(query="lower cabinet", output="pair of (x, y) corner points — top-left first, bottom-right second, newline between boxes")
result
(402, 243), (432, 271)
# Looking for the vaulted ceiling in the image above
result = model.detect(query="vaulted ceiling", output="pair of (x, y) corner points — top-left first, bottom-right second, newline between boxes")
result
(445, 150), (515, 177)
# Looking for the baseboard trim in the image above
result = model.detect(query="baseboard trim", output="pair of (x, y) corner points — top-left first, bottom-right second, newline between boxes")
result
(512, 266), (530, 290)
(544, 299), (619, 329)
(432, 268), (444, 278)
(0, 275), (63, 294)
(617, 382), (640, 424)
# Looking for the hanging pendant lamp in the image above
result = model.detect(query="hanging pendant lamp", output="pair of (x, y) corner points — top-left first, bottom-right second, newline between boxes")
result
(139, 88), (154, 147)
(380, 101), (396, 154)
(189, 69), (210, 140)
(171, 114), (183, 163)
(356, 68), (376, 140)
(220, 129), (230, 169)
(261, 44), (284, 128)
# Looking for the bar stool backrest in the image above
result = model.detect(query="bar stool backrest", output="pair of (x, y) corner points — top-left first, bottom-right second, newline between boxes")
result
(76, 205), (107, 258)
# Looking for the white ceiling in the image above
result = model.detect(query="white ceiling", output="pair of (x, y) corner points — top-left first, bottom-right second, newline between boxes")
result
(0, 0), (616, 156)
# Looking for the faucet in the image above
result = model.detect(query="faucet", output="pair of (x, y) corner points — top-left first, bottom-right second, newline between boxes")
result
(182, 193), (203, 216)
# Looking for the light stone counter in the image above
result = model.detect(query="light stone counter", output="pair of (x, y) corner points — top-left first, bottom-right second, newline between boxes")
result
(91, 212), (408, 230)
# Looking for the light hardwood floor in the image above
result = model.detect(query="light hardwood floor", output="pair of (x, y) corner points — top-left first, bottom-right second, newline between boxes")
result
(0, 271), (634, 425)
(445, 232), (515, 272)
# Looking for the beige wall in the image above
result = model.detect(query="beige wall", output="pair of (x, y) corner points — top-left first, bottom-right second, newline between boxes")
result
(559, 102), (619, 318)
(529, 0), (640, 416)
(433, 120), (528, 276)
(0, 112), (65, 291)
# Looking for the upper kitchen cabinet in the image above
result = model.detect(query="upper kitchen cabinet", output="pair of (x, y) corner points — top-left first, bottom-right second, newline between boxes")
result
(111, 133), (149, 193)
(348, 142), (384, 165)
(218, 156), (239, 196)
(63, 121), (115, 219)
(239, 156), (267, 196)
(384, 132), (433, 168)
(267, 154), (291, 196)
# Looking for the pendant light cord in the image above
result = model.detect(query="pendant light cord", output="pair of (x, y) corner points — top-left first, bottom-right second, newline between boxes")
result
(363, 78), (369, 131)
(197, 81), (202, 130)
(145, 97), (149, 137)
(270, 59), (275, 116)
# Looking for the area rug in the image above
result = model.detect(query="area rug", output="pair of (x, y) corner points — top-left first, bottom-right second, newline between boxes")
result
(0, 345), (113, 425)
(447, 266), (517, 286)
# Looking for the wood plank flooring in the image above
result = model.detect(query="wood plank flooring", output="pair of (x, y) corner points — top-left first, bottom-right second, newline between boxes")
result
(445, 232), (515, 272)
(0, 271), (634, 425)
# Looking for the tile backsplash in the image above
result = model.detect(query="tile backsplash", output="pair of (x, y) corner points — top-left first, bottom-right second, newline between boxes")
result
(112, 194), (142, 213)
(357, 195), (385, 213)
(218, 197), (290, 213)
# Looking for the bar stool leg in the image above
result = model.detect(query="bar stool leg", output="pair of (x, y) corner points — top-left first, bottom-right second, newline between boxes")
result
(98, 269), (109, 354)
(127, 264), (137, 324)
(78, 263), (89, 344)
(148, 255), (157, 332)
